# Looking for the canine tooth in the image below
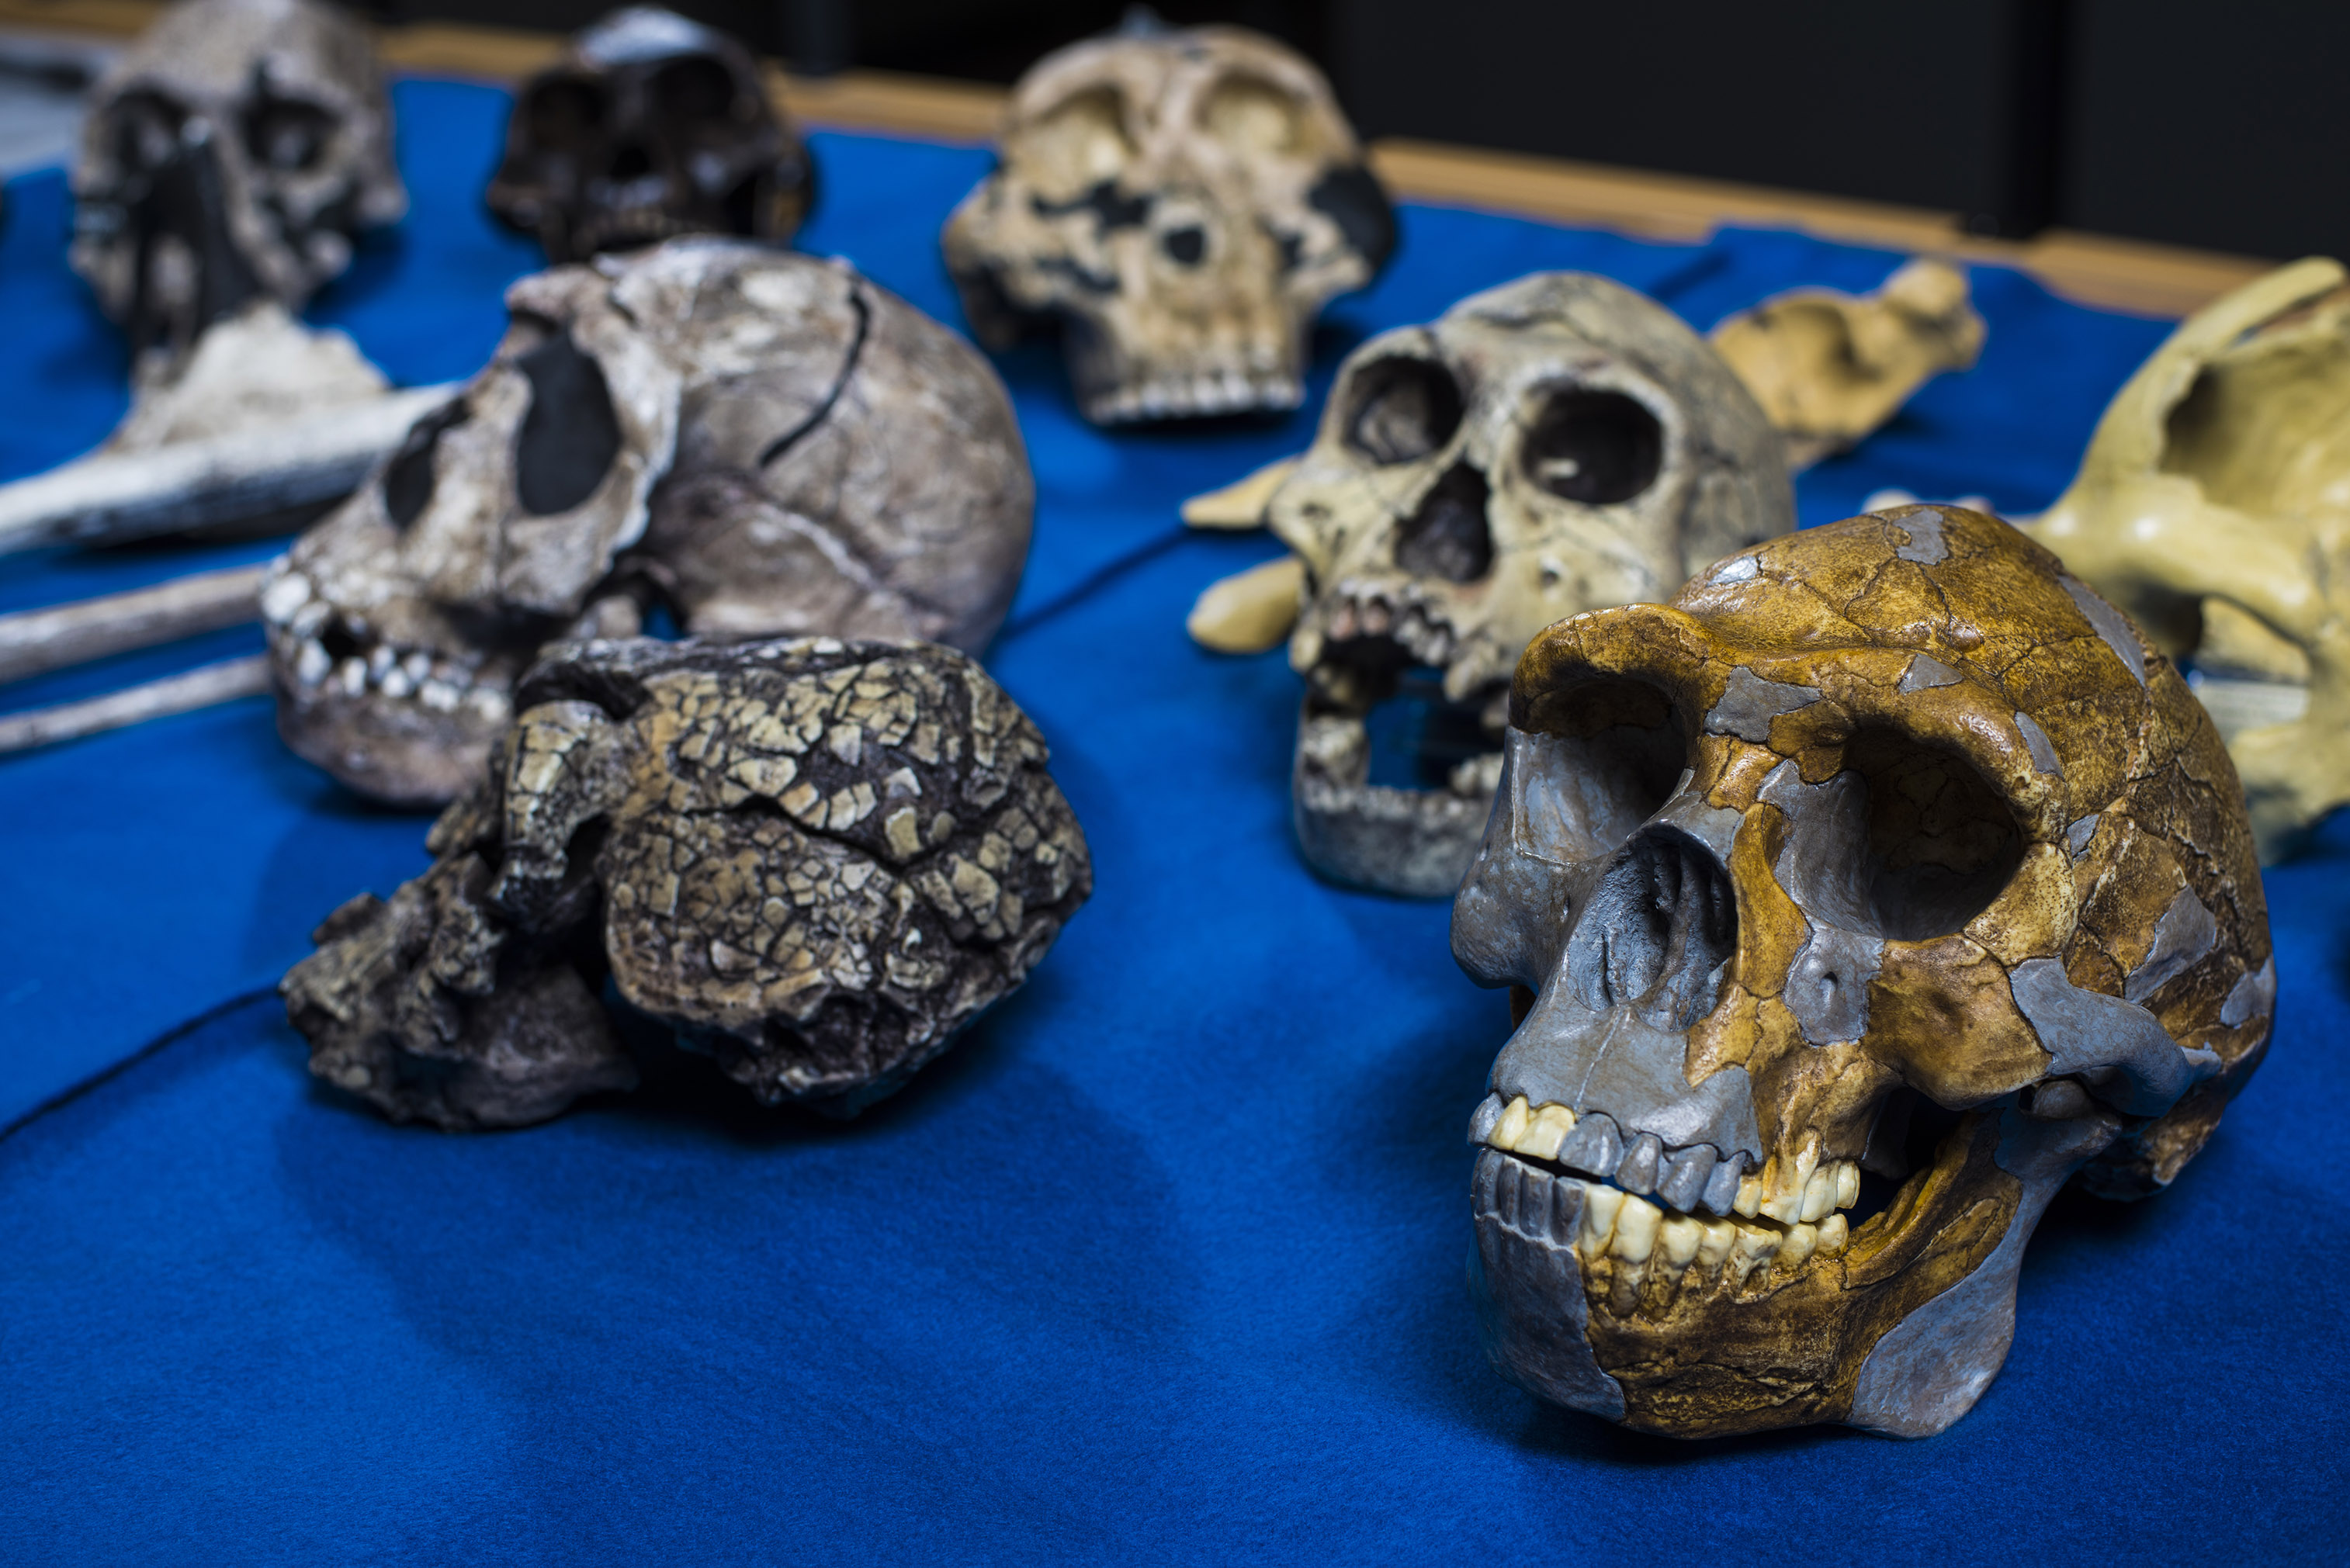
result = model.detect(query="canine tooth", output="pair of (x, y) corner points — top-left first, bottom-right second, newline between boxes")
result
(1523, 1102), (1575, 1160)
(1762, 1141), (1821, 1224)
(1577, 1181), (1624, 1258)
(1778, 1221), (1819, 1272)
(1696, 1218), (1737, 1274)
(420, 679), (461, 712)
(335, 658), (366, 695)
(1799, 1168), (1835, 1223)
(1659, 1214), (1702, 1269)
(1468, 1092), (1504, 1147)
(1817, 1213), (1849, 1255)
(1557, 1112), (1622, 1179)
(1611, 1195), (1661, 1263)
(1657, 1144), (1717, 1212)
(293, 639), (330, 686)
(1835, 1159), (1860, 1210)
(1728, 1224), (1779, 1283)
(1614, 1132), (1663, 1196)
(1733, 1171), (1763, 1218)
(259, 572), (311, 625)
(1492, 1095), (1530, 1151)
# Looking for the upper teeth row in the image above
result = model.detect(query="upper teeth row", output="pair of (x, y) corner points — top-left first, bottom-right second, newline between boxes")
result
(1473, 1093), (1862, 1225)
(1322, 580), (1457, 666)
(1091, 371), (1302, 424)
(265, 570), (508, 718)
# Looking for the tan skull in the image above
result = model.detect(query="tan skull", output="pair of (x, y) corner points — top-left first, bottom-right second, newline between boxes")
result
(941, 22), (1395, 424)
(71, 0), (406, 360)
(1269, 272), (1793, 896)
(2033, 256), (2350, 860)
(1454, 505), (2272, 1438)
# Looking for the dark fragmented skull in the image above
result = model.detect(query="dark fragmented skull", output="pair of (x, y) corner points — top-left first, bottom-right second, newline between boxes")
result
(1454, 507), (2272, 1438)
(262, 238), (1033, 806)
(283, 634), (1093, 1128)
(942, 22), (1395, 424)
(71, 0), (405, 360)
(1270, 272), (1793, 897)
(487, 6), (813, 263)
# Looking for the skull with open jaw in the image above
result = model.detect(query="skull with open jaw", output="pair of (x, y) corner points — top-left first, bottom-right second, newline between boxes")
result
(1269, 272), (1793, 896)
(264, 239), (1032, 807)
(1453, 506), (2272, 1437)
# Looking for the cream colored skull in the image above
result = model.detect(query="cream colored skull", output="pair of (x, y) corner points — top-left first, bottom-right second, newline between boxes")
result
(1455, 505), (2272, 1438)
(1267, 271), (1793, 895)
(941, 22), (1395, 424)
(2033, 257), (2350, 859)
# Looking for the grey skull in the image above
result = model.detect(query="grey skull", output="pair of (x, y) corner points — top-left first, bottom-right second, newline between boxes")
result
(71, 0), (406, 361)
(1268, 272), (1793, 898)
(264, 239), (1033, 806)
(942, 22), (1395, 424)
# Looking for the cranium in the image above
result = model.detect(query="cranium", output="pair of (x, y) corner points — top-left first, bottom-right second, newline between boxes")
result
(2033, 256), (2350, 860)
(487, 5), (813, 264)
(262, 238), (1033, 807)
(941, 22), (1395, 424)
(283, 634), (1092, 1128)
(1268, 271), (1793, 896)
(71, 0), (406, 361)
(1454, 505), (2272, 1438)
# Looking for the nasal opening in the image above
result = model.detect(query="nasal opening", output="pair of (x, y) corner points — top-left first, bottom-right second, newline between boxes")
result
(1563, 826), (1736, 1030)
(1394, 461), (1493, 583)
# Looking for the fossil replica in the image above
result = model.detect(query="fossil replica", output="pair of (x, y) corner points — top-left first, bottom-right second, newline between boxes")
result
(941, 22), (1395, 424)
(487, 5), (814, 264)
(264, 238), (1033, 807)
(71, 0), (405, 363)
(1204, 272), (1794, 896)
(1455, 504), (2272, 1438)
(284, 635), (1092, 1127)
(2033, 257), (2350, 860)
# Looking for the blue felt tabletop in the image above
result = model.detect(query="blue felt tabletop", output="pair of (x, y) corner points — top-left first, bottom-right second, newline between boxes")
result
(2, 77), (2343, 1565)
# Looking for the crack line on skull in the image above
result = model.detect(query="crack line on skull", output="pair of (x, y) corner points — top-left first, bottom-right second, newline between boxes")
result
(757, 284), (871, 469)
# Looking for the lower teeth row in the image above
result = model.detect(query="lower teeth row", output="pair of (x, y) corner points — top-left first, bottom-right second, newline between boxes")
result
(286, 635), (508, 720)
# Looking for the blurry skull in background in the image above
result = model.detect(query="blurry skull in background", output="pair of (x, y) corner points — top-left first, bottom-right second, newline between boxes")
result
(943, 22), (1395, 424)
(487, 5), (813, 264)
(71, 0), (405, 362)
(1268, 271), (1794, 896)
(263, 239), (1032, 807)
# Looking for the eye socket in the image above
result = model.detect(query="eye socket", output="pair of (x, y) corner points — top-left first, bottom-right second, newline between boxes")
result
(241, 92), (335, 173)
(513, 331), (623, 517)
(1344, 357), (1463, 466)
(1520, 388), (1663, 505)
(522, 76), (608, 154)
(1512, 679), (1685, 866)
(1019, 86), (1133, 201)
(1200, 74), (1312, 156)
(111, 90), (189, 172)
(380, 400), (470, 528)
(649, 57), (738, 135)
(1779, 726), (2023, 940)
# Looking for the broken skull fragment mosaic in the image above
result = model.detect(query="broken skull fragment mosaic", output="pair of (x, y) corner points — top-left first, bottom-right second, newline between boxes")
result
(1454, 505), (2272, 1438)
(284, 635), (1092, 1128)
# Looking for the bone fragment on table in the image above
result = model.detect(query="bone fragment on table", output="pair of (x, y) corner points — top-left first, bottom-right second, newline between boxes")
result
(1708, 257), (1985, 470)
(0, 562), (267, 684)
(1186, 554), (1305, 652)
(1180, 456), (1301, 530)
(0, 654), (270, 756)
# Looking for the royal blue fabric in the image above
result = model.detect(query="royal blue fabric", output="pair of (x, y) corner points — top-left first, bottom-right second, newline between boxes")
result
(2, 78), (2343, 1563)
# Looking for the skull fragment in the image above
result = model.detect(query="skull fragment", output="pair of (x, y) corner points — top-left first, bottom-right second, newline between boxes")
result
(263, 238), (1033, 807)
(487, 5), (813, 264)
(283, 634), (1093, 1127)
(1269, 272), (1793, 896)
(942, 22), (1395, 424)
(71, 0), (406, 361)
(2034, 257), (2350, 860)
(1454, 505), (2272, 1438)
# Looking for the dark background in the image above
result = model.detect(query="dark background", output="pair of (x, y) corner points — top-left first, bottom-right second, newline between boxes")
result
(371, 0), (2348, 260)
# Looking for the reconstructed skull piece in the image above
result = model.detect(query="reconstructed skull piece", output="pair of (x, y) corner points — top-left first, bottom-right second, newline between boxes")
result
(263, 238), (1033, 807)
(487, 6), (813, 264)
(71, 0), (406, 361)
(2034, 257), (2350, 860)
(283, 635), (1093, 1128)
(1269, 272), (1793, 897)
(1454, 505), (2273, 1438)
(941, 23), (1395, 424)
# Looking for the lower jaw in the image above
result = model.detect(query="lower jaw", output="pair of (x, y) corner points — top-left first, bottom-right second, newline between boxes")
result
(276, 680), (505, 808)
(1291, 701), (1500, 898)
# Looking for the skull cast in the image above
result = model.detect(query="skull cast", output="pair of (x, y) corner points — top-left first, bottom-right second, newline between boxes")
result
(2033, 257), (2350, 860)
(1454, 505), (2272, 1438)
(942, 22), (1395, 424)
(262, 237), (1034, 807)
(1270, 271), (1794, 897)
(487, 5), (814, 264)
(71, 0), (406, 361)
(284, 635), (1093, 1128)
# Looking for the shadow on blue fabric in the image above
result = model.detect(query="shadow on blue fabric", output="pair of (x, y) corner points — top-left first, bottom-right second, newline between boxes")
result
(1, 77), (2343, 1566)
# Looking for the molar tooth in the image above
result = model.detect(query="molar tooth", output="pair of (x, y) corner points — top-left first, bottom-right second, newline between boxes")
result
(1467, 1092), (1504, 1147)
(1614, 1131), (1663, 1196)
(1658, 1214), (1702, 1270)
(1492, 1095), (1530, 1151)
(1778, 1221), (1820, 1273)
(1816, 1213), (1849, 1255)
(1523, 1102), (1575, 1161)
(1835, 1159), (1860, 1210)
(1656, 1144), (1716, 1212)
(1610, 1195), (1661, 1263)
(1556, 1112), (1622, 1179)
(1728, 1224), (1779, 1284)
(1576, 1181), (1624, 1259)
(1695, 1218), (1737, 1277)
(1799, 1168), (1835, 1224)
